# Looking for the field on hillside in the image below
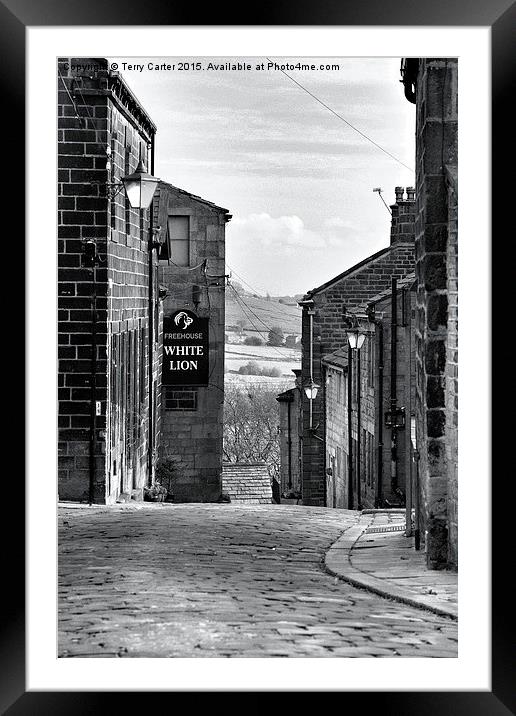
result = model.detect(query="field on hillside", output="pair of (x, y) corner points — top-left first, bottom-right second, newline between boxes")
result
(225, 291), (301, 337)
(225, 342), (301, 385)
(225, 373), (295, 391)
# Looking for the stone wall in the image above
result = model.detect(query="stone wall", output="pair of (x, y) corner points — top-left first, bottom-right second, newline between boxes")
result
(445, 170), (458, 568)
(277, 387), (302, 496)
(370, 286), (416, 508)
(157, 183), (230, 502)
(323, 362), (348, 508)
(411, 58), (458, 569)
(57, 58), (161, 503)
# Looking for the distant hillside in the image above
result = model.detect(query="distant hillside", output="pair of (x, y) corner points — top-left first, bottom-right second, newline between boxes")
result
(225, 290), (302, 336)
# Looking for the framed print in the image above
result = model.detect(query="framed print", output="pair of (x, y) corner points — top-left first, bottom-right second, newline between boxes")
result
(8, 0), (511, 708)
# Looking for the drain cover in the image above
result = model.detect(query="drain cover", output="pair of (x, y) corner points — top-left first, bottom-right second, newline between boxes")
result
(365, 524), (406, 533)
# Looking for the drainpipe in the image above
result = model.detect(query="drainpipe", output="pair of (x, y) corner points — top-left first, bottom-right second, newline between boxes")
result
(414, 449), (421, 550)
(356, 345), (362, 510)
(287, 399), (292, 490)
(308, 307), (315, 430)
(347, 343), (353, 510)
(390, 277), (398, 494)
(376, 322), (384, 508)
(404, 289), (413, 536)
(82, 239), (101, 505)
(147, 135), (155, 485)
(89, 261), (98, 505)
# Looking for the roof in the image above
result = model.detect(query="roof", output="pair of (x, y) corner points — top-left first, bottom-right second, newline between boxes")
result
(222, 462), (272, 504)
(276, 388), (295, 402)
(303, 246), (392, 298)
(154, 180), (231, 218)
(359, 272), (416, 310)
(322, 347), (349, 370)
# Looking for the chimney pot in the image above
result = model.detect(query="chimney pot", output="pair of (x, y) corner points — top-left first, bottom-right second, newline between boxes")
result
(395, 186), (404, 202)
(406, 186), (415, 201)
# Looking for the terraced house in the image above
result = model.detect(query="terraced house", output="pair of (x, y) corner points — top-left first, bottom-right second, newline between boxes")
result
(57, 58), (163, 504)
(154, 181), (231, 502)
(298, 186), (416, 507)
(57, 58), (231, 505)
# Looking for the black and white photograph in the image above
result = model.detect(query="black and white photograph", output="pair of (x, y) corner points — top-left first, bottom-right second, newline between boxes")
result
(56, 54), (459, 658)
(17, 13), (502, 702)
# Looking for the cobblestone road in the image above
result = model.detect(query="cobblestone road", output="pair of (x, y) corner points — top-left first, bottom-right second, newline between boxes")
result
(58, 503), (458, 657)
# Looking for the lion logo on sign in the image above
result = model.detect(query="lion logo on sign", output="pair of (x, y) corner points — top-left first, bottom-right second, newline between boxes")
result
(174, 311), (193, 330)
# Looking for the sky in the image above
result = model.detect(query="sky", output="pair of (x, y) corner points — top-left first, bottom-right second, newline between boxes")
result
(116, 57), (415, 296)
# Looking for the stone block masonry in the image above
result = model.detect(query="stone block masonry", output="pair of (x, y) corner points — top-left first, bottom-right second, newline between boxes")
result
(300, 189), (416, 506)
(410, 59), (458, 569)
(156, 182), (231, 502)
(57, 58), (161, 504)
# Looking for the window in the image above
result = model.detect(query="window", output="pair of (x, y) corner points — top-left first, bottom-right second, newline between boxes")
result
(165, 387), (198, 411)
(168, 216), (190, 267)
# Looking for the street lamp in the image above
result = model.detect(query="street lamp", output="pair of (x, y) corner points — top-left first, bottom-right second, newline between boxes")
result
(121, 160), (160, 209)
(346, 330), (366, 350)
(303, 380), (320, 401)
(103, 157), (159, 209)
(345, 318), (367, 511)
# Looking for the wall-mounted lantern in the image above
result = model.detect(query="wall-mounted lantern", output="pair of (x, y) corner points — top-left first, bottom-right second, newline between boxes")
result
(303, 380), (320, 402)
(104, 158), (159, 209)
(121, 160), (159, 209)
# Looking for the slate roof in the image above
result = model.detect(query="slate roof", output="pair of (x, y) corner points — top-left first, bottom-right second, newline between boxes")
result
(153, 180), (231, 234)
(222, 462), (273, 504)
(321, 347), (349, 370)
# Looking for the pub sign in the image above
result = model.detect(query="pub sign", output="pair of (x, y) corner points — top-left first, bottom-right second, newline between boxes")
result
(162, 309), (209, 386)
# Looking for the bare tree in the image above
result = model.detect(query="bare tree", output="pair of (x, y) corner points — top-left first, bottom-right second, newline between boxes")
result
(223, 383), (288, 481)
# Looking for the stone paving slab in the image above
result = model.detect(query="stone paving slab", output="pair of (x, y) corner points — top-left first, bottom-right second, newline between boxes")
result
(325, 511), (458, 619)
(59, 503), (457, 657)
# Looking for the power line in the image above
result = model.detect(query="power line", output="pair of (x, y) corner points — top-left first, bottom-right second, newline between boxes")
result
(58, 68), (83, 125)
(228, 285), (298, 362)
(234, 286), (295, 341)
(225, 262), (267, 297)
(225, 263), (302, 320)
(266, 57), (414, 173)
(229, 284), (290, 347)
(70, 76), (102, 137)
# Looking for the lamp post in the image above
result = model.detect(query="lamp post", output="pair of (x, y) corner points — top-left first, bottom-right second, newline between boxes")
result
(345, 320), (366, 510)
(303, 379), (320, 431)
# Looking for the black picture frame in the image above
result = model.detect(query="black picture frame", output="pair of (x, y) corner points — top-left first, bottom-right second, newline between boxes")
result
(10, 0), (510, 710)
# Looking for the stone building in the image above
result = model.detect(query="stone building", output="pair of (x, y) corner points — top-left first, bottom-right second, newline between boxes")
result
(154, 181), (231, 502)
(322, 275), (416, 510)
(298, 187), (416, 506)
(57, 58), (163, 503)
(276, 369), (303, 498)
(401, 58), (458, 569)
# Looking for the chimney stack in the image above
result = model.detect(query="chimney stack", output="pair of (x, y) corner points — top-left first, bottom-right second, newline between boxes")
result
(390, 186), (416, 245)
(395, 186), (404, 203)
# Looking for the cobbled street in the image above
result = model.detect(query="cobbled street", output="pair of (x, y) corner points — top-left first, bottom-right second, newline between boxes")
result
(58, 504), (458, 658)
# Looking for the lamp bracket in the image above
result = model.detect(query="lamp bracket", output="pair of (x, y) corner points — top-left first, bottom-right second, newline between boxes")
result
(89, 180), (124, 200)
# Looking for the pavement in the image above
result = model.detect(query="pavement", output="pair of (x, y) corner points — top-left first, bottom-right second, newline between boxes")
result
(325, 510), (458, 620)
(58, 502), (458, 658)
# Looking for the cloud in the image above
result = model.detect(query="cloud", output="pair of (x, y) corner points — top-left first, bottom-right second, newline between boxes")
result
(229, 213), (328, 252)
(227, 213), (365, 256)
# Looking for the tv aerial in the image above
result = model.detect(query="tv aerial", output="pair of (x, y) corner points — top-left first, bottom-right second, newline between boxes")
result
(373, 187), (392, 215)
